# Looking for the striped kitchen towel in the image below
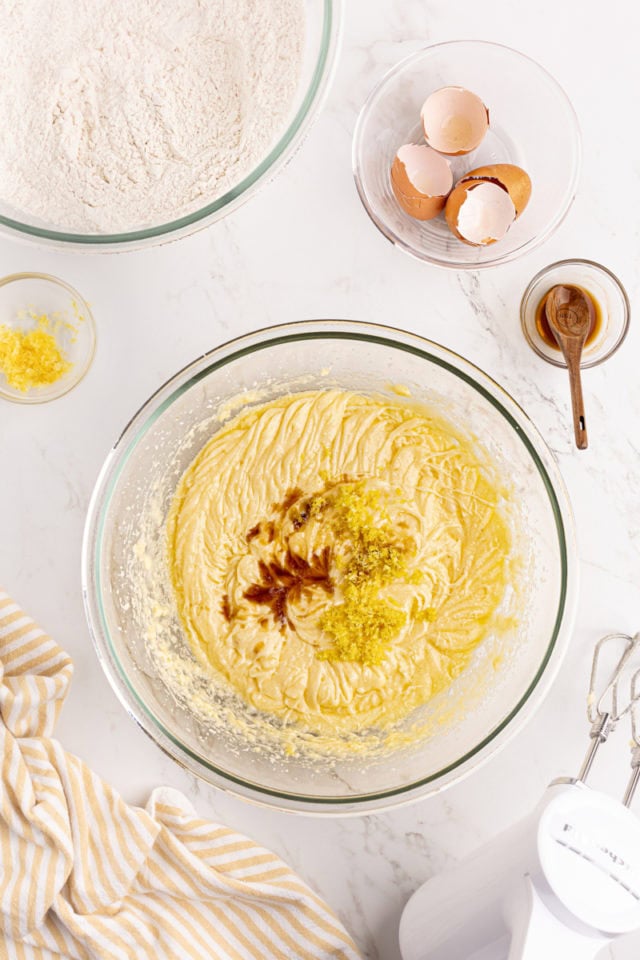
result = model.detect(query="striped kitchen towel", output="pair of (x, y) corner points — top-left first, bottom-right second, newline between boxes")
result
(0, 590), (360, 960)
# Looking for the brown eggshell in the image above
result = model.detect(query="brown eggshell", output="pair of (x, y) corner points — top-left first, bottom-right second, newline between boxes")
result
(421, 86), (489, 156)
(445, 178), (516, 246)
(391, 144), (453, 220)
(445, 181), (483, 244)
(461, 164), (532, 217)
(390, 157), (445, 220)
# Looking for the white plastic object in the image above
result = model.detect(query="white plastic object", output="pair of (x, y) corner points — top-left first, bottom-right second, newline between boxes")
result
(399, 782), (640, 960)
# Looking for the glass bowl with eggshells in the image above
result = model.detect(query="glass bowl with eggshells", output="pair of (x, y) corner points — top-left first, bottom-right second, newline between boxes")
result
(353, 41), (582, 269)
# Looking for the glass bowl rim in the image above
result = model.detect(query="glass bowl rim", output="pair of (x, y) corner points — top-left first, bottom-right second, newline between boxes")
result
(82, 318), (578, 812)
(352, 39), (583, 270)
(520, 258), (631, 368)
(0, 271), (96, 404)
(0, 0), (341, 249)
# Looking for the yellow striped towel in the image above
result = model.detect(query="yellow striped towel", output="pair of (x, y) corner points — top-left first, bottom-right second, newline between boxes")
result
(0, 590), (361, 960)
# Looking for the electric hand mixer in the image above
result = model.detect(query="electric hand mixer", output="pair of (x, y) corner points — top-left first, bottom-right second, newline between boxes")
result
(400, 633), (640, 960)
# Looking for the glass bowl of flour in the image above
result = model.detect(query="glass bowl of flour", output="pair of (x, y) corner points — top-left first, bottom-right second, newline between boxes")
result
(0, 0), (340, 250)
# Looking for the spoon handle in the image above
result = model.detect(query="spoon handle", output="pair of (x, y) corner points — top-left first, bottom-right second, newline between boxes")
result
(565, 343), (588, 450)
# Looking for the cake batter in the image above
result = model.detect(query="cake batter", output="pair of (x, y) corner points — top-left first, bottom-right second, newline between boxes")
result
(167, 390), (511, 736)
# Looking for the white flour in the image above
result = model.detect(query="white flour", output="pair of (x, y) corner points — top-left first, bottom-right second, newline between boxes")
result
(0, 0), (304, 233)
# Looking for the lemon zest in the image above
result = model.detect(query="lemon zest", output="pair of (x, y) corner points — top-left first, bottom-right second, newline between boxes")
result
(317, 481), (416, 667)
(0, 313), (72, 392)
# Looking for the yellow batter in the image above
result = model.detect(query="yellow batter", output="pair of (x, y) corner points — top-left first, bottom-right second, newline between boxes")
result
(167, 390), (510, 737)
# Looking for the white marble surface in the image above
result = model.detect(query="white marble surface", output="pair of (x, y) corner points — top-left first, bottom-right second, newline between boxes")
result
(2, 1), (640, 957)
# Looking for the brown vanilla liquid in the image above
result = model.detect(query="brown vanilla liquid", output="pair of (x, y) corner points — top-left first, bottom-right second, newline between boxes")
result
(535, 286), (603, 350)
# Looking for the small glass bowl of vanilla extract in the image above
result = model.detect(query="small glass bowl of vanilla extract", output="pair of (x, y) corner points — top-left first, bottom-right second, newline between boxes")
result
(520, 259), (630, 368)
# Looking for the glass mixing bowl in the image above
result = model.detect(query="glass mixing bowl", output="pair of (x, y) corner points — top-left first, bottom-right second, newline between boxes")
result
(0, 1), (341, 251)
(0, 273), (96, 403)
(353, 41), (581, 269)
(82, 320), (577, 814)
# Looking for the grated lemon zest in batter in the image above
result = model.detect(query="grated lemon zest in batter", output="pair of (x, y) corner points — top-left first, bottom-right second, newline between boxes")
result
(414, 606), (437, 623)
(318, 590), (406, 667)
(317, 481), (416, 667)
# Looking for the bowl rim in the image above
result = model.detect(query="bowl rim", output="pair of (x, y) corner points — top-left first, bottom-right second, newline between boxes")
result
(0, 0), (341, 250)
(0, 271), (97, 403)
(82, 318), (578, 814)
(352, 39), (583, 270)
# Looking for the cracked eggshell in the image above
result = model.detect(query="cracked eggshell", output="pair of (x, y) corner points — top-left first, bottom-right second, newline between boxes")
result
(421, 86), (489, 156)
(445, 179), (516, 246)
(462, 164), (532, 217)
(390, 143), (453, 220)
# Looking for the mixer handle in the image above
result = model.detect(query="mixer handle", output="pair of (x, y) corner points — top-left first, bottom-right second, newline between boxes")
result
(504, 875), (610, 960)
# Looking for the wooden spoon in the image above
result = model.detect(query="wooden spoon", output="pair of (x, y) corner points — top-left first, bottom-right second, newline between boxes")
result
(545, 284), (593, 450)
